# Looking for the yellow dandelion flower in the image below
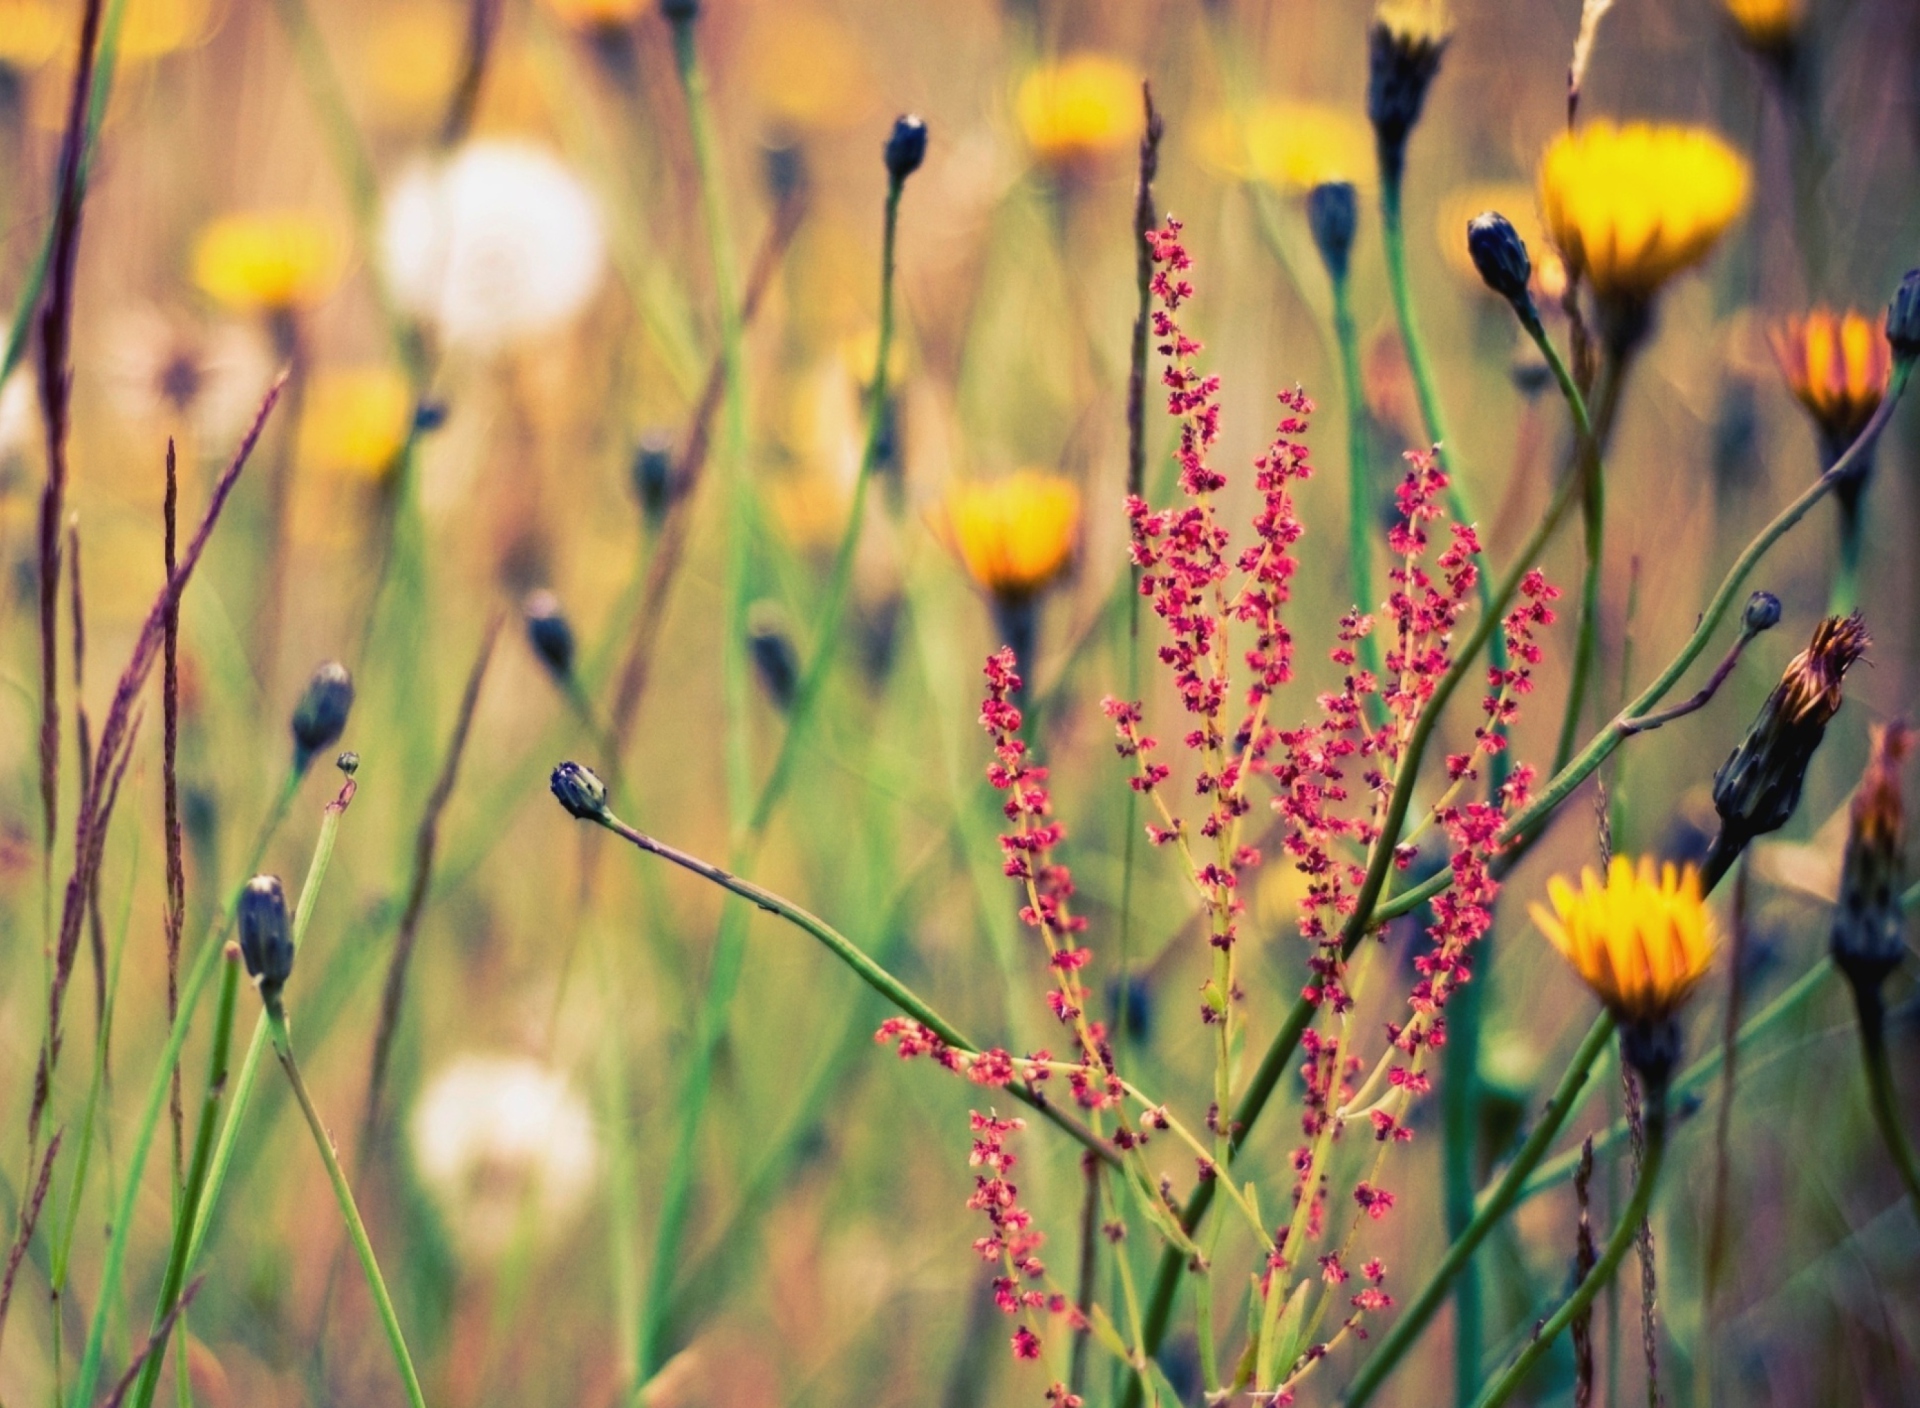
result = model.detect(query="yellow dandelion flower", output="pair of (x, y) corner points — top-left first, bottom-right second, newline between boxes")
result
(539, 0), (646, 29)
(1724, 0), (1801, 53)
(1194, 99), (1375, 193)
(364, 2), (465, 128)
(0, 0), (63, 68)
(1769, 307), (1891, 452)
(1531, 856), (1716, 1024)
(1015, 54), (1140, 168)
(939, 472), (1080, 602)
(191, 212), (345, 315)
(1538, 121), (1750, 307)
(297, 367), (413, 481)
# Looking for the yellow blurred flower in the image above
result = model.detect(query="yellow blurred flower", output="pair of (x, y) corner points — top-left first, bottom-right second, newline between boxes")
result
(938, 472), (1079, 602)
(1724, 0), (1801, 53)
(191, 211), (345, 315)
(1015, 54), (1139, 168)
(1375, 0), (1451, 46)
(1435, 182), (1565, 301)
(364, 2), (464, 127)
(1194, 99), (1374, 193)
(298, 367), (413, 481)
(1531, 856), (1716, 1024)
(1538, 121), (1749, 307)
(745, 9), (870, 133)
(1769, 307), (1890, 451)
(539, 0), (645, 29)
(120, 0), (214, 59)
(0, 0), (63, 68)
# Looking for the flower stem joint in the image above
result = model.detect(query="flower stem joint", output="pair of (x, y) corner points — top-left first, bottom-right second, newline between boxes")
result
(551, 761), (610, 821)
(885, 114), (928, 184)
(239, 875), (294, 1006)
(1466, 211), (1536, 324)
(1367, 1), (1451, 190)
(291, 661), (355, 775)
(1307, 181), (1358, 283)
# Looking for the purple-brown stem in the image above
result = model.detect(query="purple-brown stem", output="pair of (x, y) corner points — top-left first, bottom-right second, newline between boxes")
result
(68, 518), (108, 1055)
(439, 0), (500, 149)
(0, 1131), (62, 1355)
(164, 438), (186, 1184)
(100, 1275), (205, 1408)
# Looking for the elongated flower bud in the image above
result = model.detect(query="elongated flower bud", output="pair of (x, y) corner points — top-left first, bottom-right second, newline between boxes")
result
(747, 601), (800, 712)
(1832, 722), (1911, 996)
(291, 661), (354, 773)
(885, 114), (928, 183)
(1743, 590), (1782, 634)
(523, 590), (576, 681)
(631, 431), (675, 529)
(1712, 612), (1869, 857)
(550, 761), (608, 820)
(1886, 269), (1920, 361)
(1307, 181), (1358, 283)
(238, 875), (293, 1001)
(1466, 211), (1534, 316)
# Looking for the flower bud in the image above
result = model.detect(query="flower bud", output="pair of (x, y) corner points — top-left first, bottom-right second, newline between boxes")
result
(1306, 181), (1358, 283)
(1742, 590), (1782, 635)
(659, 0), (698, 22)
(1712, 612), (1869, 850)
(1886, 269), (1920, 361)
(631, 431), (675, 529)
(1831, 722), (1910, 993)
(762, 135), (808, 207)
(291, 661), (354, 773)
(1367, 3), (1451, 189)
(550, 761), (608, 820)
(885, 114), (928, 183)
(523, 590), (576, 681)
(238, 875), (293, 1000)
(337, 751), (360, 776)
(1466, 211), (1534, 313)
(747, 601), (800, 712)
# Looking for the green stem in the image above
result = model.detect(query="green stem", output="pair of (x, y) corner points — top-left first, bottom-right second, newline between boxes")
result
(1549, 353), (1625, 776)
(1329, 268), (1386, 717)
(1347, 1013), (1616, 1407)
(126, 950), (241, 1408)
(266, 1004), (427, 1408)
(1854, 988), (1920, 1223)
(1467, 1099), (1667, 1408)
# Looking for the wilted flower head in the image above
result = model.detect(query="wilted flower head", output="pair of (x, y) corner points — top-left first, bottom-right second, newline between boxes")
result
(192, 211), (345, 315)
(1538, 121), (1750, 317)
(1368, 0), (1452, 186)
(1714, 612), (1870, 848)
(382, 140), (607, 352)
(1533, 857), (1716, 1085)
(1832, 722), (1911, 992)
(1724, 0), (1802, 56)
(1770, 308), (1891, 459)
(410, 1054), (599, 1259)
(298, 367), (413, 482)
(939, 472), (1080, 604)
(1014, 54), (1139, 169)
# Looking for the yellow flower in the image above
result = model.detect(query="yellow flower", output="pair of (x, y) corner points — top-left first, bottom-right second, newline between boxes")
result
(1724, 0), (1801, 52)
(539, 0), (646, 28)
(1538, 121), (1750, 306)
(120, 0), (214, 60)
(1531, 856), (1716, 1024)
(940, 472), (1080, 601)
(1769, 307), (1890, 451)
(298, 367), (413, 481)
(1194, 99), (1374, 193)
(0, 0), (209, 68)
(0, 0), (63, 68)
(364, 2), (465, 127)
(192, 212), (345, 314)
(1015, 54), (1140, 168)
(745, 9), (870, 133)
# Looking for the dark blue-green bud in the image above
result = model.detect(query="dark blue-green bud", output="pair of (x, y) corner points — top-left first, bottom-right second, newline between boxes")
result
(1307, 182), (1358, 283)
(550, 761), (609, 820)
(885, 114), (928, 183)
(238, 875), (293, 999)
(747, 601), (800, 712)
(524, 590), (576, 681)
(1466, 211), (1533, 310)
(1742, 590), (1782, 635)
(1886, 268), (1920, 360)
(291, 662), (354, 773)
(632, 431), (675, 528)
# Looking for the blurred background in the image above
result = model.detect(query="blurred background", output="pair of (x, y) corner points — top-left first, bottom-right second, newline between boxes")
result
(2, 0), (1919, 1404)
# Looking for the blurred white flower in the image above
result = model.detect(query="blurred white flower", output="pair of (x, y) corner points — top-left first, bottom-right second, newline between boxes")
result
(100, 305), (274, 445)
(381, 140), (607, 353)
(410, 1053), (599, 1259)
(0, 370), (38, 466)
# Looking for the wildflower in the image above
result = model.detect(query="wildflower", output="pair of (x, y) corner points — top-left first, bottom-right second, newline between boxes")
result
(1307, 182), (1358, 283)
(1538, 121), (1750, 339)
(1368, 0), (1452, 188)
(191, 211), (345, 315)
(410, 1054), (600, 1259)
(523, 590), (576, 682)
(941, 473), (1080, 605)
(1531, 857), (1716, 1088)
(1196, 100), (1375, 193)
(364, 3), (466, 128)
(1831, 722), (1910, 996)
(743, 10), (870, 134)
(0, 1), (62, 69)
(381, 140), (607, 352)
(101, 306), (274, 442)
(1770, 308), (1891, 463)
(630, 431), (676, 527)
(237, 875), (293, 1001)
(1465, 212), (1534, 317)
(1712, 612), (1869, 859)
(747, 601), (801, 712)
(1884, 269), (1920, 361)
(1724, 0), (1802, 58)
(550, 761), (609, 820)
(885, 113), (929, 182)
(1014, 54), (1140, 169)
(120, 0), (215, 59)
(297, 367), (413, 482)
(291, 662), (355, 773)
(540, 0), (646, 32)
